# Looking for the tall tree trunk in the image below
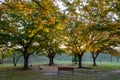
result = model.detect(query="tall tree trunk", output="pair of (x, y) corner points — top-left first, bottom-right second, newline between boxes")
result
(13, 56), (16, 67)
(19, 36), (34, 70)
(23, 55), (29, 70)
(92, 53), (96, 66)
(0, 59), (2, 64)
(0, 52), (4, 64)
(91, 52), (100, 66)
(13, 53), (16, 67)
(48, 56), (54, 66)
(74, 53), (77, 64)
(93, 57), (96, 66)
(51, 57), (54, 64)
(78, 53), (84, 68)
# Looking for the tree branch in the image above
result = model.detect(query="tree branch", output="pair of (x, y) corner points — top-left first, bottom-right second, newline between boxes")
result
(0, 1), (14, 9)
(1, 40), (8, 46)
(32, 0), (47, 10)
(25, 36), (34, 48)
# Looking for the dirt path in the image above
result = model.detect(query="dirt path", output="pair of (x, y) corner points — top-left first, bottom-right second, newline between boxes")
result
(30, 65), (120, 77)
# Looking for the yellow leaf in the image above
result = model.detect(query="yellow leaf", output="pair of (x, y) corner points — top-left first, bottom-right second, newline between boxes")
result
(29, 32), (34, 37)
(29, 30), (36, 37)
(44, 28), (49, 32)
(56, 23), (64, 30)
(38, 25), (43, 30)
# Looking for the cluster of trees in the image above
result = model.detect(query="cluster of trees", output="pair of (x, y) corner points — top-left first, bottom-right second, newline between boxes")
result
(0, 0), (120, 70)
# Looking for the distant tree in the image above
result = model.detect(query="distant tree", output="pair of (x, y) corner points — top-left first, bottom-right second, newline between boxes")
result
(0, 47), (5, 64)
(0, 42), (9, 64)
(4, 48), (22, 67)
(12, 50), (23, 67)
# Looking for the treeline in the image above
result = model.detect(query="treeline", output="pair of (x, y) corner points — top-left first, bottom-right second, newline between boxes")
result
(0, 0), (120, 70)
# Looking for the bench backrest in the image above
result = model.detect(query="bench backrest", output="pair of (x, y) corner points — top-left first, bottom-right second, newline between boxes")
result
(58, 67), (74, 71)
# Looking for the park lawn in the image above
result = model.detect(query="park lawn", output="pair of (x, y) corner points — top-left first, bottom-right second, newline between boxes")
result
(0, 63), (120, 80)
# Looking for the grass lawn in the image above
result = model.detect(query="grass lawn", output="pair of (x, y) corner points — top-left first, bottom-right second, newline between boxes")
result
(0, 63), (120, 80)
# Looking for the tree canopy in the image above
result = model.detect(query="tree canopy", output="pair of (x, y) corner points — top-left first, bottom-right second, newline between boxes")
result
(0, 0), (120, 69)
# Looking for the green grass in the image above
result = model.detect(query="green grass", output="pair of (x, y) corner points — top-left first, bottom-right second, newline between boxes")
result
(0, 63), (120, 80)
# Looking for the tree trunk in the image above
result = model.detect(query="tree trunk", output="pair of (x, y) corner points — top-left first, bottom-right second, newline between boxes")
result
(23, 55), (29, 70)
(74, 53), (77, 64)
(93, 57), (96, 66)
(13, 57), (16, 67)
(51, 57), (54, 64)
(78, 53), (84, 68)
(91, 53), (97, 66)
(0, 52), (4, 64)
(0, 59), (2, 64)
(91, 52), (100, 66)
(117, 57), (119, 63)
(110, 56), (112, 62)
(49, 56), (54, 66)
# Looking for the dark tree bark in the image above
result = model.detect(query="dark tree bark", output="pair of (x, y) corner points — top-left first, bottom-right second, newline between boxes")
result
(93, 58), (96, 66)
(74, 53), (77, 64)
(13, 56), (16, 67)
(0, 51), (4, 64)
(22, 47), (30, 70)
(19, 36), (34, 70)
(48, 55), (54, 66)
(78, 53), (84, 68)
(91, 52), (100, 66)
(46, 46), (56, 66)
(23, 55), (29, 70)
(0, 59), (3, 64)
(12, 53), (22, 67)
(13, 53), (17, 67)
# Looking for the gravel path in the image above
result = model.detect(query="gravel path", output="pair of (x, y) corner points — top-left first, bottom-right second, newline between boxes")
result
(30, 65), (120, 77)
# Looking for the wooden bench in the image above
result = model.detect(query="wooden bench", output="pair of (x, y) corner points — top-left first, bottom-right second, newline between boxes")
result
(58, 67), (74, 74)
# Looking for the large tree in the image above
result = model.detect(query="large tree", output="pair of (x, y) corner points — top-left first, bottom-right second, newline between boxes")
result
(35, 9), (67, 66)
(0, 0), (59, 70)
(62, 0), (120, 67)
(66, 23), (91, 68)
(61, 0), (91, 68)
(37, 29), (64, 66)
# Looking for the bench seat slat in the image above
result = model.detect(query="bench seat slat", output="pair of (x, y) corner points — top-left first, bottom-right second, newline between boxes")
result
(58, 67), (74, 74)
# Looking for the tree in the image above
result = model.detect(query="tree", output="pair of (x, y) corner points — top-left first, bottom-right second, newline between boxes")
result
(37, 30), (64, 66)
(0, 47), (5, 64)
(36, 12), (67, 66)
(86, 30), (111, 66)
(80, 0), (120, 66)
(12, 50), (22, 67)
(61, 0), (120, 67)
(3, 48), (22, 67)
(0, 3), (11, 64)
(89, 42), (110, 66)
(0, 42), (9, 64)
(66, 23), (91, 68)
(61, 0), (91, 68)
(0, 0), (60, 70)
